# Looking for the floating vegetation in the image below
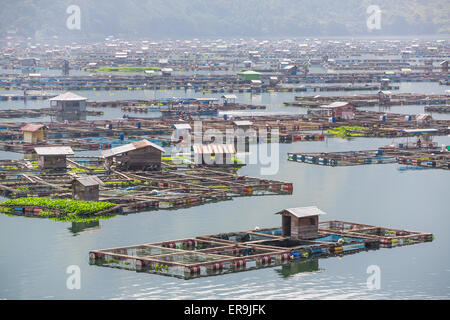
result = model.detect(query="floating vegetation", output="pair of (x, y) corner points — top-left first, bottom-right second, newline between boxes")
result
(0, 197), (116, 215)
(327, 126), (369, 138)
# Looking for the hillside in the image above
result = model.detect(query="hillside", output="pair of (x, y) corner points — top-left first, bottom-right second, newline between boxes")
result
(1, 0), (449, 40)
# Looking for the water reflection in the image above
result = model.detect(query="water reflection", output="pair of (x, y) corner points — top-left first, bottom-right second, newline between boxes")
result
(275, 258), (321, 279)
(68, 220), (100, 235)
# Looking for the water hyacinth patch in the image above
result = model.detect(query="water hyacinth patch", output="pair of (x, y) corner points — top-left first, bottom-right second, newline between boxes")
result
(0, 197), (116, 216)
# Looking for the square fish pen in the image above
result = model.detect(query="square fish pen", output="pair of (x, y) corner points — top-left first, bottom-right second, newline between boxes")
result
(89, 237), (291, 279)
(89, 225), (390, 279)
(319, 220), (434, 247)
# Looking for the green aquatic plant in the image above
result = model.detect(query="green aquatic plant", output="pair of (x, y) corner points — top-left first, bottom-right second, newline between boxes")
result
(327, 126), (369, 139)
(154, 263), (168, 273)
(0, 197), (116, 215)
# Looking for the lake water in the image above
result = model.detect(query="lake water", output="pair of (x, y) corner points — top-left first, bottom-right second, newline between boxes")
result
(0, 81), (449, 299)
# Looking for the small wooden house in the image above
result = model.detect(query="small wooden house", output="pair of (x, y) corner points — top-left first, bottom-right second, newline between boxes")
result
(378, 90), (392, 106)
(221, 94), (237, 105)
(277, 206), (326, 240)
(19, 124), (48, 144)
(440, 60), (448, 73)
(49, 92), (87, 114)
(239, 70), (261, 82)
(282, 65), (298, 75)
(72, 176), (104, 201)
(380, 78), (390, 90)
(101, 139), (165, 171)
(161, 68), (173, 76)
(172, 123), (192, 140)
(319, 102), (355, 119)
(250, 79), (262, 90)
(34, 146), (74, 169)
(193, 144), (236, 165)
(269, 76), (279, 86)
(233, 120), (253, 131)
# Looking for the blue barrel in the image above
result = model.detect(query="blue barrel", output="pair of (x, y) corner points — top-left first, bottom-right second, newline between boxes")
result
(108, 124), (113, 129)
(380, 115), (386, 121)
(290, 252), (300, 259)
(137, 122), (141, 129)
(119, 134), (124, 141)
(223, 114), (228, 120)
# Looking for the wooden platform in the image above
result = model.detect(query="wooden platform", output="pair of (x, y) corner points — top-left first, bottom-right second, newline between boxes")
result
(88, 220), (432, 279)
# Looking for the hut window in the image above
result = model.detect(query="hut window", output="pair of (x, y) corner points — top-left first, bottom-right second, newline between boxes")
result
(309, 218), (316, 225)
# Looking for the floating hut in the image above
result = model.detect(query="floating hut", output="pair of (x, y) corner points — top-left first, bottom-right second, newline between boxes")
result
(34, 146), (74, 169)
(49, 92), (87, 114)
(233, 120), (253, 131)
(239, 70), (261, 81)
(172, 123), (192, 140)
(282, 65), (298, 75)
(102, 139), (165, 171)
(277, 206), (326, 239)
(380, 78), (391, 90)
(89, 207), (433, 280)
(440, 61), (448, 73)
(193, 144), (236, 165)
(378, 90), (392, 106)
(318, 102), (355, 119)
(19, 124), (48, 144)
(161, 68), (173, 76)
(72, 176), (104, 201)
(221, 94), (237, 105)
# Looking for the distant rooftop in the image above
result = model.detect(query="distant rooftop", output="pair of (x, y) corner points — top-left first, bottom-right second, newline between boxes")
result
(49, 92), (87, 101)
(34, 146), (74, 156)
(277, 206), (327, 218)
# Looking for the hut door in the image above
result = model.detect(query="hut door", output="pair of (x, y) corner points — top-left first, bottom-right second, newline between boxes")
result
(282, 215), (291, 237)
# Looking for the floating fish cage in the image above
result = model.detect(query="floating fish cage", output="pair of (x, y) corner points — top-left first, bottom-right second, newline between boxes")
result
(89, 221), (432, 279)
(0, 162), (293, 216)
(288, 150), (397, 167)
(288, 148), (449, 170)
(319, 220), (434, 248)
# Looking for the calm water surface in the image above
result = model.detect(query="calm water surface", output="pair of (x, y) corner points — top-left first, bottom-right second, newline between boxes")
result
(0, 85), (449, 299)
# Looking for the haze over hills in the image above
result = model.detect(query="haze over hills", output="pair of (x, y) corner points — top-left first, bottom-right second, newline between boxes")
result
(1, 0), (449, 41)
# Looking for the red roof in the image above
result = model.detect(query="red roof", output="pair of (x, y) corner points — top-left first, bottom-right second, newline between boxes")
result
(20, 124), (47, 132)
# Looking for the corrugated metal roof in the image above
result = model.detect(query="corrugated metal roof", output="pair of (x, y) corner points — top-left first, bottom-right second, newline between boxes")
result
(49, 92), (87, 101)
(20, 124), (46, 132)
(172, 123), (192, 130)
(102, 139), (165, 158)
(277, 206), (326, 218)
(233, 120), (253, 126)
(75, 176), (104, 187)
(320, 101), (350, 109)
(34, 146), (74, 155)
(193, 144), (236, 154)
(221, 94), (237, 99)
